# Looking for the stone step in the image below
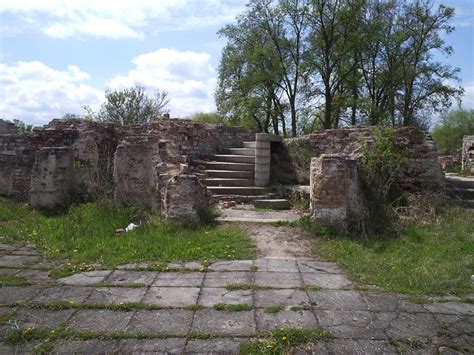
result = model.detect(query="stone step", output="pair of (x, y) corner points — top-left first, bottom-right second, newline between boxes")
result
(211, 194), (275, 203)
(204, 161), (255, 171)
(227, 148), (256, 156)
(450, 188), (474, 200)
(446, 176), (474, 189)
(204, 178), (254, 187)
(207, 186), (270, 196)
(253, 199), (291, 210)
(460, 200), (474, 208)
(243, 141), (257, 149)
(214, 154), (255, 164)
(206, 170), (254, 179)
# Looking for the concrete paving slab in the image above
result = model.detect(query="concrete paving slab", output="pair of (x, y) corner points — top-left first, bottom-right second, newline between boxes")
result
(0, 342), (40, 354)
(12, 246), (38, 256)
(104, 270), (157, 286)
(192, 309), (256, 336)
(53, 340), (120, 353)
(33, 286), (93, 304)
(256, 309), (318, 332)
(116, 262), (150, 270)
(14, 269), (51, 283)
(0, 286), (43, 304)
(0, 268), (19, 276)
(142, 287), (200, 307)
(58, 270), (111, 286)
(254, 258), (299, 272)
(203, 271), (252, 288)
(297, 259), (343, 274)
(118, 338), (186, 353)
(325, 339), (398, 353)
(425, 302), (474, 316)
(255, 289), (311, 308)
(208, 260), (254, 272)
(308, 290), (368, 311)
(9, 308), (75, 328)
(67, 309), (134, 332)
(127, 309), (193, 335)
(153, 272), (204, 287)
(86, 287), (147, 305)
(255, 271), (302, 288)
(0, 255), (40, 267)
(301, 272), (352, 289)
(185, 338), (248, 353)
(385, 312), (441, 339)
(199, 287), (253, 307)
(0, 243), (15, 251)
(164, 261), (202, 270)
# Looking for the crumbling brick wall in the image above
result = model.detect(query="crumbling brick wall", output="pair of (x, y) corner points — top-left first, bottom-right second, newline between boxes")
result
(462, 136), (474, 173)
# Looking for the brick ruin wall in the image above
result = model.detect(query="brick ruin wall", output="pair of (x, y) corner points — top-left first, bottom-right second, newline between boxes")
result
(273, 126), (445, 193)
(462, 136), (474, 173)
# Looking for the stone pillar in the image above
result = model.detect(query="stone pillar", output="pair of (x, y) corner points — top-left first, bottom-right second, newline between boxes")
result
(462, 136), (474, 173)
(254, 133), (281, 187)
(162, 173), (210, 225)
(113, 139), (160, 211)
(310, 154), (363, 231)
(29, 147), (73, 209)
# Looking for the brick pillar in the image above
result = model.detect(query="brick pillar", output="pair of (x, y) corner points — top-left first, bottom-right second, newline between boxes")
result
(462, 136), (474, 173)
(254, 133), (281, 187)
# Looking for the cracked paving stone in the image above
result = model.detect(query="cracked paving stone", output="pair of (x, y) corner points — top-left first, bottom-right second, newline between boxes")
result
(433, 314), (474, 337)
(127, 309), (193, 335)
(0, 268), (19, 276)
(0, 243), (15, 251)
(86, 287), (146, 305)
(256, 309), (318, 332)
(317, 310), (395, 339)
(385, 312), (440, 339)
(297, 259), (343, 274)
(12, 246), (38, 256)
(166, 261), (202, 270)
(14, 269), (51, 283)
(254, 272), (303, 288)
(0, 255), (40, 267)
(425, 302), (474, 316)
(254, 258), (299, 272)
(115, 262), (150, 270)
(58, 270), (111, 286)
(361, 292), (406, 312)
(9, 308), (75, 328)
(142, 287), (199, 307)
(308, 290), (367, 310)
(152, 272), (204, 287)
(53, 340), (120, 353)
(118, 338), (187, 353)
(0, 286), (43, 304)
(208, 260), (254, 271)
(185, 338), (249, 353)
(33, 286), (93, 304)
(301, 272), (352, 289)
(67, 309), (134, 332)
(255, 289), (310, 308)
(198, 287), (253, 307)
(192, 309), (256, 336)
(0, 342), (40, 354)
(325, 339), (398, 353)
(203, 271), (252, 287)
(104, 270), (157, 286)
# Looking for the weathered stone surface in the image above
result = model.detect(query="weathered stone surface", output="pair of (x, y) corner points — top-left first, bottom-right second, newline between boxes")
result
(385, 312), (439, 339)
(127, 309), (193, 335)
(0, 119), (18, 134)
(301, 272), (352, 289)
(425, 302), (474, 316)
(256, 309), (318, 332)
(185, 338), (248, 354)
(0, 255), (40, 267)
(255, 289), (310, 308)
(67, 309), (134, 332)
(297, 259), (343, 274)
(10, 308), (75, 328)
(198, 288), (253, 307)
(254, 257), (299, 272)
(53, 340), (121, 354)
(308, 290), (367, 311)
(325, 339), (398, 353)
(208, 260), (254, 272)
(191, 309), (256, 336)
(33, 286), (93, 304)
(85, 287), (147, 305)
(0, 286), (43, 304)
(255, 272), (302, 288)
(118, 339), (186, 353)
(162, 173), (210, 224)
(203, 271), (252, 287)
(104, 270), (157, 286)
(142, 287), (200, 307)
(310, 154), (363, 230)
(153, 272), (204, 287)
(58, 270), (111, 285)
(462, 135), (474, 173)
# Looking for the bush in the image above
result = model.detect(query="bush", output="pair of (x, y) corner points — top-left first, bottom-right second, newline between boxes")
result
(432, 109), (474, 150)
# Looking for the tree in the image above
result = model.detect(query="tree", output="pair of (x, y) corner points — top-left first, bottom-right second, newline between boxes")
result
(96, 86), (169, 125)
(12, 119), (33, 133)
(432, 109), (474, 150)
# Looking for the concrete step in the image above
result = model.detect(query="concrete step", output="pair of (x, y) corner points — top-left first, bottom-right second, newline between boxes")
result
(253, 199), (291, 210)
(449, 188), (474, 200)
(446, 176), (474, 189)
(204, 161), (255, 171)
(206, 170), (254, 179)
(243, 141), (257, 148)
(214, 154), (255, 164)
(207, 186), (270, 196)
(227, 148), (256, 156)
(204, 178), (254, 187)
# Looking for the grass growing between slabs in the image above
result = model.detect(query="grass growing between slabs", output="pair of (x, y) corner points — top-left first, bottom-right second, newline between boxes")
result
(299, 207), (474, 295)
(0, 198), (256, 269)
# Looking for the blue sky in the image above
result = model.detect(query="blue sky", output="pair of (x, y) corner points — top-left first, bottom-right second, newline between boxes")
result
(0, 0), (473, 126)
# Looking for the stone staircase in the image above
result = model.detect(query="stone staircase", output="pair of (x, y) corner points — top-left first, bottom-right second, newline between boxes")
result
(203, 140), (271, 199)
(445, 174), (474, 209)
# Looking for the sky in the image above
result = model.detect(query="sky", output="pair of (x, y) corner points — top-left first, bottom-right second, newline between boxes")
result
(0, 0), (473, 126)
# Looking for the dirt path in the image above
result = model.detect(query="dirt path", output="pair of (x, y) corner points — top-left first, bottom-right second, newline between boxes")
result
(237, 223), (313, 258)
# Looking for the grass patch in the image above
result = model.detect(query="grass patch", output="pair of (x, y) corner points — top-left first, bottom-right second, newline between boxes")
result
(0, 275), (32, 287)
(239, 327), (334, 354)
(264, 305), (284, 314)
(300, 206), (474, 295)
(225, 283), (271, 291)
(0, 198), (256, 268)
(213, 303), (254, 312)
(185, 304), (204, 311)
(26, 301), (162, 312)
(289, 306), (305, 312)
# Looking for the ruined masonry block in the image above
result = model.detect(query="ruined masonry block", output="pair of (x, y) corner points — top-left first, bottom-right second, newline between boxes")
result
(310, 154), (363, 231)
(462, 136), (474, 173)
(29, 147), (73, 209)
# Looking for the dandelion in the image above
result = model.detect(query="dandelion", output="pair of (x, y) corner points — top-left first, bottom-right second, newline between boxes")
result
(282, 336), (287, 340)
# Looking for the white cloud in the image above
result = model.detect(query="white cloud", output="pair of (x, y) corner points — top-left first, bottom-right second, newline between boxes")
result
(108, 49), (217, 117)
(461, 81), (474, 109)
(0, 0), (246, 39)
(0, 61), (103, 126)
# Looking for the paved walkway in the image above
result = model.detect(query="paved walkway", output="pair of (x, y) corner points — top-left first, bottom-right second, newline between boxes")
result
(0, 243), (473, 354)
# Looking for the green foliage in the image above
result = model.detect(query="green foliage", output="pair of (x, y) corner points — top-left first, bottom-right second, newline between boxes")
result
(12, 119), (33, 133)
(84, 86), (169, 125)
(264, 305), (284, 314)
(190, 112), (228, 126)
(0, 275), (31, 287)
(0, 198), (256, 268)
(432, 109), (474, 150)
